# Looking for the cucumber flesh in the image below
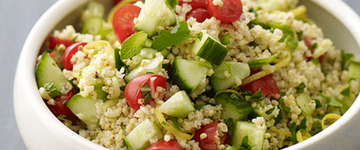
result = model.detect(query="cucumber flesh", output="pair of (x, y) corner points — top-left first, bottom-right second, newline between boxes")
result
(82, 17), (103, 35)
(134, 0), (176, 36)
(124, 54), (164, 82)
(349, 61), (360, 81)
(232, 121), (266, 150)
(172, 57), (211, 97)
(159, 91), (195, 118)
(65, 93), (99, 130)
(192, 30), (229, 65)
(210, 62), (250, 92)
(215, 93), (252, 121)
(35, 52), (69, 97)
(296, 93), (315, 115)
(124, 119), (163, 150)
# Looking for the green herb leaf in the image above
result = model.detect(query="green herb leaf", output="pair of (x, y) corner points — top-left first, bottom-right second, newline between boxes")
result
(248, 20), (271, 30)
(244, 90), (263, 101)
(298, 118), (307, 130)
(310, 121), (322, 135)
(290, 122), (298, 144)
(274, 106), (283, 124)
(314, 99), (322, 109)
(239, 136), (253, 150)
(152, 21), (194, 51)
(340, 86), (351, 97)
(341, 50), (354, 70)
(120, 31), (148, 60)
(114, 48), (127, 72)
(279, 98), (290, 114)
(266, 107), (276, 115)
(248, 51), (282, 68)
(295, 82), (306, 93)
(165, 0), (178, 10)
(309, 42), (318, 49)
(319, 93), (343, 108)
(297, 31), (303, 41)
(171, 117), (182, 132)
(194, 102), (206, 110)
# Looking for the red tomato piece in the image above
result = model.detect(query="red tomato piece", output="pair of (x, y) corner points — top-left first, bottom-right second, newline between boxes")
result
(186, 8), (212, 22)
(47, 36), (76, 50)
(112, 4), (141, 43)
(146, 140), (183, 150)
(124, 74), (167, 111)
(193, 121), (227, 150)
(61, 42), (87, 70)
(303, 36), (326, 62)
(207, 0), (243, 24)
(45, 90), (78, 122)
(113, 0), (122, 6)
(242, 71), (280, 98)
(179, 0), (208, 9)
(49, 50), (63, 65)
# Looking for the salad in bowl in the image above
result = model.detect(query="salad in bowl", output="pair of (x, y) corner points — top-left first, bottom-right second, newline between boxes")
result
(31, 0), (360, 149)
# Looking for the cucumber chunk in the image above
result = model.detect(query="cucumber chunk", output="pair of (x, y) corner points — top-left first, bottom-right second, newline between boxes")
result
(159, 91), (195, 118)
(134, 0), (176, 36)
(124, 119), (163, 150)
(192, 30), (229, 65)
(210, 62), (250, 92)
(65, 93), (99, 130)
(35, 52), (69, 97)
(172, 57), (211, 97)
(124, 54), (164, 82)
(296, 93), (315, 115)
(82, 17), (103, 35)
(232, 121), (266, 150)
(215, 93), (252, 121)
(349, 61), (360, 81)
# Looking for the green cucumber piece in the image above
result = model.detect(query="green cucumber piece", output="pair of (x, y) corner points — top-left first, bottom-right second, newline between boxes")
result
(215, 93), (252, 121)
(192, 30), (229, 65)
(65, 93), (99, 130)
(82, 17), (103, 35)
(172, 57), (211, 97)
(84, 1), (105, 19)
(134, 0), (176, 36)
(232, 121), (266, 150)
(210, 62), (250, 92)
(35, 52), (69, 97)
(296, 93), (315, 115)
(124, 54), (164, 82)
(159, 91), (195, 118)
(124, 119), (163, 150)
(349, 61), (360, 81)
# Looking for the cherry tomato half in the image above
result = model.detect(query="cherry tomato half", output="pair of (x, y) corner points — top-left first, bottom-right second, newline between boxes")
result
(242, 71), (280, 98)
(207, 0), (243, 24)
(47, 36), (76, 50)
(45, 90), (78, 122)
(61, 42), (87, 70)
(124, 74), (167, 111)
(112, 4), (141, 43)
(179, 0), (208, 9)
(193, 121), (227, 150)
(186, 8), (212, 22)
(146, 140), (183, 150)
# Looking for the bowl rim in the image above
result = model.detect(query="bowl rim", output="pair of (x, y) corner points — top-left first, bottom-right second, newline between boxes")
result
(13, 0), (360, 149)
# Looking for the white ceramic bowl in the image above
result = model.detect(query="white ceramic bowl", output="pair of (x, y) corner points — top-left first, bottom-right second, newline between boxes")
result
(13, 0), (360, 149)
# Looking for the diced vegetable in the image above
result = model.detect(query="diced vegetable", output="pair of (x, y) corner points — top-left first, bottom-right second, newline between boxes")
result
(192, 30), (229, 65)
(232, 121), (266, 150)
(295, 93), (316, 115)
(159, 91), (195, 118)
(215, 93), (252, 121)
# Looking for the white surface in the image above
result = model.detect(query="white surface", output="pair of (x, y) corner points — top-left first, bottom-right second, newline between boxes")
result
(1, 0), (360, 150)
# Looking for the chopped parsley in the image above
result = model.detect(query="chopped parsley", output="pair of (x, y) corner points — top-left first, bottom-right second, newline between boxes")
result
(295, 82), (306, 93)
(279, 98), (291, 114)
(341, 49), (354, 70)
(238, 136), (253, 150)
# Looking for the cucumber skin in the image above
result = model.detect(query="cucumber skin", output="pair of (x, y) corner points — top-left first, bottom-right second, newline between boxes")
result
(196, 37), (229, 65)
(35, 52), (68, 97)
(171, 57), (209, 95)
(215, 93), (252, 121)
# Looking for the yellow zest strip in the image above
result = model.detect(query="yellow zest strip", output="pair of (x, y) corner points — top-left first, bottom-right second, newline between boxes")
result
(215, 89), (243, 98)
(155, 107), (194, 140)
(296, 130), (311, 142)
(269, 127), (292, 137)
(83, 40), (113, 56)
(321, 114), (341, 130)
(242, 50), (291, 85)
(107, 0), (140, 23)
(290, 5), (307, 19)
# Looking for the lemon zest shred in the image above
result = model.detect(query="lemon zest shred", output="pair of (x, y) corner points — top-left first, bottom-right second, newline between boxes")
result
(155, 107), (194, 140)
(296, 130), (311, 142)
(321, 113), (341, 130)
(269, 127), (292, 137)
(242, 50), (291, 85)
(83, 40), (113, 56)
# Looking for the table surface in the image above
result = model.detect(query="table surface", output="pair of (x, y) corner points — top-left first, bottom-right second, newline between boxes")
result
(1, 0), (360, 149)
